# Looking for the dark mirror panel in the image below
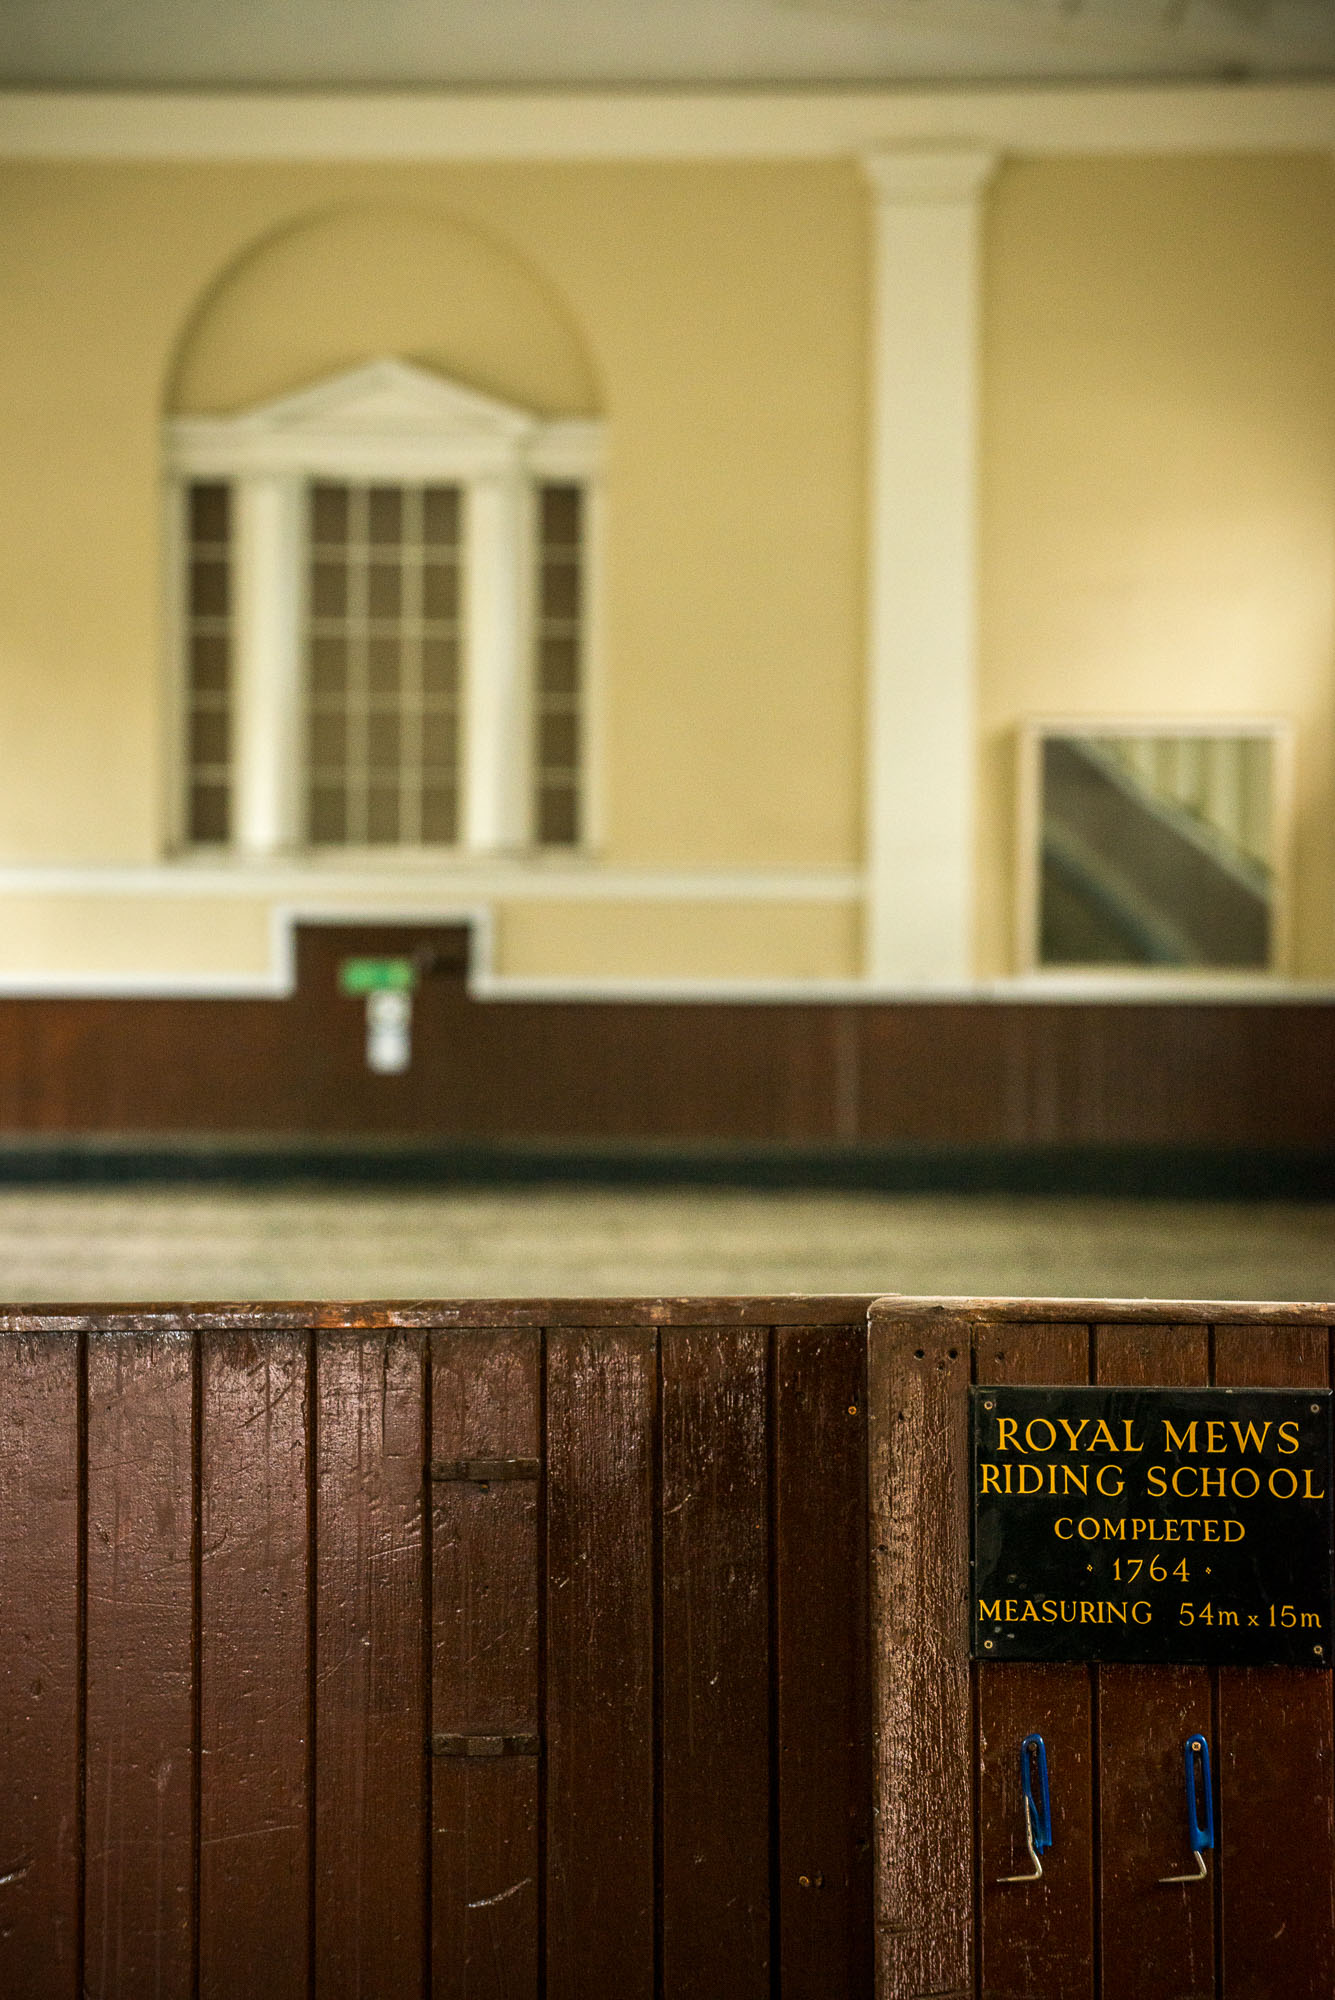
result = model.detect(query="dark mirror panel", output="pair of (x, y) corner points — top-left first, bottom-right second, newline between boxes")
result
(1039, 732), (1275, 969)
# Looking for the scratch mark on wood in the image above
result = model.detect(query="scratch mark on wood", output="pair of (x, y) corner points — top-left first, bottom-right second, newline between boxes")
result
(467, 1877), (533, 1911)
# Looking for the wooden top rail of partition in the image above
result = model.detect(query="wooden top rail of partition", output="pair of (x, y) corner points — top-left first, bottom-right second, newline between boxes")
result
(0, 1292), (877, 1332)
(870, 1293), (1335, 1323)
(2, 1293), (1332, 1335)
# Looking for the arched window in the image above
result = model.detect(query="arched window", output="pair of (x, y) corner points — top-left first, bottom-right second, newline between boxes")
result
(167, 358), (601, 856)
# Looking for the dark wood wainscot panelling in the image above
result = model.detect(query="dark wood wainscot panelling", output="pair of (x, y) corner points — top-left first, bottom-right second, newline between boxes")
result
(0, 1295), (873, 2000)
(0, 921), (1331, 1148)
(870, 1296), (1335, 2000)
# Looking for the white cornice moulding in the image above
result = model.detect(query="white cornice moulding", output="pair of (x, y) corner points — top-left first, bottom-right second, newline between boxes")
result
(166, 429), (598, 481)
(3, 84), (1335, 163)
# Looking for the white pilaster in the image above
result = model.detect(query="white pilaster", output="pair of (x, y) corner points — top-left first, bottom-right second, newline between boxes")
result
(862, 147), (999, 985)
(462, 470), (533, 853)
(233, 473), (304, 855)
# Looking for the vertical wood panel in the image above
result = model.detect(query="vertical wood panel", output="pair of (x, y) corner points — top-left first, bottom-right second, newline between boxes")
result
(868, 1311), (972, 2000)
(1095, 1324), (1214, 2000)
(546, 1327), (655, 2000)
(660, 1326), (770, 1997)
(199, 1329), (310, 2000)
(773, 1323), (873, 2000)
(1213, 1323), (1335, 2000)
(0, 1331), (81, 1998)
(316, 1330), (426, 2000)
(431, 1327), (540, 2000)
(85, 1332), (194, 2000)
(976, 1323), (1095, 2000)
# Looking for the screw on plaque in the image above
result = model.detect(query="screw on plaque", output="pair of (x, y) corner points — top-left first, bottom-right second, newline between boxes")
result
(1159, 1734), (1214, 1884)
(998, 1733), (1052, 1883)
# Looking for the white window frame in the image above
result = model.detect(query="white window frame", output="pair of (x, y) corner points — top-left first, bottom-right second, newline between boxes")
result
(165, 357), (603, 859)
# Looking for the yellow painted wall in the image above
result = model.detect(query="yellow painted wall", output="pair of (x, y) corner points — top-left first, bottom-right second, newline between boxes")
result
(0, 159), (866, 898)
(169, 202), (600, 417)
(0, 150), (1332, 981)
(497, 899), (861, 980)
(0, 892), (860, 984)
(978, 153), (1335, 977)
(0, 895), (274, 977)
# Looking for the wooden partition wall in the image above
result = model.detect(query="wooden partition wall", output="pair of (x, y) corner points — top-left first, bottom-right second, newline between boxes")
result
(0, 1297), (873, 2000)
(7, 1292), (1334, 1999)
(871, 1297), (1335, 2000)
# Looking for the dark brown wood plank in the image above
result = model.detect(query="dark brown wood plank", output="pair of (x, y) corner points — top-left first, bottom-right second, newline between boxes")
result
(546, 1327), (655, 2000)
(316, 1330), (426, 1999)
(1095, 1324), (1214, 2000)
(0, 1330), (81, 1998)
(773, 1324), (873, 1999)
(431, 1327), (540, 2000)
(84, 1332), (194, 2000)
(976, 1323), (1094, 2000)
(0, 1297), (882, 1335)
(867, 1308), (973, 2000)
(434, 1764), (537, 2000)
(198, 1329), (310, 2000)
(1213, 1323), (1335, 2000)
(660, 1325), (770, 1996)
(870, 1299), (1335, 1328)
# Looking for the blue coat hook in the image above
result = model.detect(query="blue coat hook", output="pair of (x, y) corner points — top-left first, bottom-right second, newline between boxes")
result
(1160, 1733), (1214, 1884)
(998, 1733), (1052, 1883)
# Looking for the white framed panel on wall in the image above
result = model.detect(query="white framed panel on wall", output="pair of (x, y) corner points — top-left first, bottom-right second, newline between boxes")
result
(1014, 716), (1295, 980)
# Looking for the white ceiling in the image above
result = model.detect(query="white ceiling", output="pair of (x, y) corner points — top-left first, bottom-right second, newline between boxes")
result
(0, 0), (1331, 91)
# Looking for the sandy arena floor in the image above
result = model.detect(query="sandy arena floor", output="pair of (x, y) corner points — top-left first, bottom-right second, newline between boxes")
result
(0, 1185), (1328, 1303)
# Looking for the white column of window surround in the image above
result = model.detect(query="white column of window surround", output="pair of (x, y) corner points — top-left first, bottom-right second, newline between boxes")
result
(862, 148), (1000, 986)
(233, 473), (305, 855)
(463, 469), (533, 853)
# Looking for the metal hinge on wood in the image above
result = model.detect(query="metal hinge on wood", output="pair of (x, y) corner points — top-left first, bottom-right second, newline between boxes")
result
(429, 1457), (540, 1483)
(431, 1733), (541, 1758)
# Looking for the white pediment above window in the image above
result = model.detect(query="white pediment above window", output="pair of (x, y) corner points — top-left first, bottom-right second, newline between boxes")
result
(166, 356), (602, 481)
(244, 358), (538, 442)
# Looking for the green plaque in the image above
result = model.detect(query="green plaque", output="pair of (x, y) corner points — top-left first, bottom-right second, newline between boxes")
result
(338, 956), (417, 997)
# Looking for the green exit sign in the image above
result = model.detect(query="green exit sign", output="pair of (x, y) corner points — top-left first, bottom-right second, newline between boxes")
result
(338, 956), (417, 996)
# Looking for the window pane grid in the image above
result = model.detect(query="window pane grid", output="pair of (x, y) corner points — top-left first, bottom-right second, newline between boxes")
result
(185, 481), (232, 844)
(305, 481), (461, 848)
(535, 484), (584, 847)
